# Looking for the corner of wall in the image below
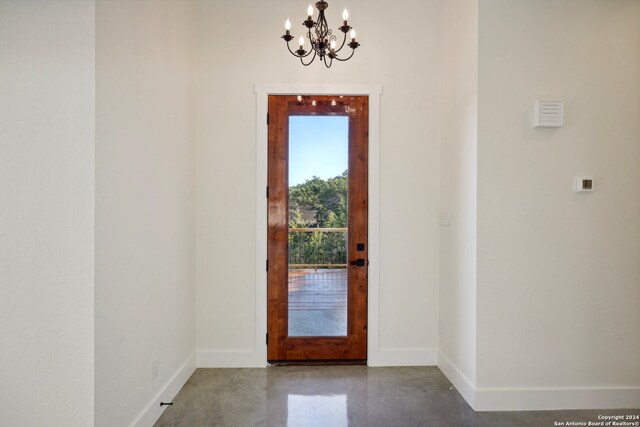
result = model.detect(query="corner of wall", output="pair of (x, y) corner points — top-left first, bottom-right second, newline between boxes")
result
(131, 354), (196, 427)
(437, 351), (477, 409)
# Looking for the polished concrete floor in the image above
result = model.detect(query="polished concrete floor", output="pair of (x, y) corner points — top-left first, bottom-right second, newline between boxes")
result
(155, 366), (639, 427)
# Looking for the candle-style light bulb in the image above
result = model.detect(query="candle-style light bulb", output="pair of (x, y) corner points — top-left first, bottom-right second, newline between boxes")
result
(307, 4), (313, 18)
(330, 40), (336, 51)
(285, 19), (291, 31)
(342, 8), (349, 21)
(299, 36), (305, 48)
(350, 29), (356, 42)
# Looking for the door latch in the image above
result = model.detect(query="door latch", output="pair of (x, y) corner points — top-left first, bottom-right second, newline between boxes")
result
(349, 258), (366, 267)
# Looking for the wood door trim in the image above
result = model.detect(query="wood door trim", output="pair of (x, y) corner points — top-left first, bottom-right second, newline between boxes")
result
(267, 95), (369, 362)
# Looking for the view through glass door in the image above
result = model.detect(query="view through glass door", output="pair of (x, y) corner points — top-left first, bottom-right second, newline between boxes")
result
(267, 95), (368, 362)
(288, 115), (349, 337)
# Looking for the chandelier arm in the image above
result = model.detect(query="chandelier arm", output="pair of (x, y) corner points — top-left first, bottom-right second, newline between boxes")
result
(323, 55), (333, 68)
(300, 49), (317, 66)
(333, 48), (356, 62)
(286, 40), (314, 58)
(307, 27), (316, 48)
(286, 41), (298, 56)
(333, 32), (348, 54)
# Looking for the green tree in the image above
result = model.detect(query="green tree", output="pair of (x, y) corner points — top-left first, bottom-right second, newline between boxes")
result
(288, 170), (348, 267)
(289, 170), (348, 228)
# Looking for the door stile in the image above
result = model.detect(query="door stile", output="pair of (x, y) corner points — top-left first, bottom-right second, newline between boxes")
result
(267, 96), (289, 361)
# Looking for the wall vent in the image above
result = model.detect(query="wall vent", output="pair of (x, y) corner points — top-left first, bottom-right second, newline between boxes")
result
(533, 100), (563, 128)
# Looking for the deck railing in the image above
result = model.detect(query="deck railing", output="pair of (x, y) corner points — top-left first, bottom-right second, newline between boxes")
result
(288, 228), (347, 269)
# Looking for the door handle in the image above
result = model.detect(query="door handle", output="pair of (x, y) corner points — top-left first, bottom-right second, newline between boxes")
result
(349, 259), (366, 267)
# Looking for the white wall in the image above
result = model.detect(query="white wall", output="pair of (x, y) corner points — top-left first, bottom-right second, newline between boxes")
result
(476, 0), (640, 409)
(438, 0), (478, 403)
(0, 1), (95, 426)
(4, 1), (636, 422)
(95, 1), (197, 425)
(195, 0), (443, 366)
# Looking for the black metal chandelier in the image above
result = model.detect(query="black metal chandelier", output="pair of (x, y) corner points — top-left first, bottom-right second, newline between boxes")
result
(281, 1), (360, 68)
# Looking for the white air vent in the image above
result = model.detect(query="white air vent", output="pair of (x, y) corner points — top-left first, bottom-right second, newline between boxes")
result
(533, 100), (563, 127)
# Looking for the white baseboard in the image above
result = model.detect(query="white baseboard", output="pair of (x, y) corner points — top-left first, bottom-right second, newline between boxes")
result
(437, 350), (640, 411)
(197, 349), (264, 368)
(131, 353), (196, 427)
(436, 350), (476, 408)
(368, 347), (437, 367)
(474, 386), (640, 412)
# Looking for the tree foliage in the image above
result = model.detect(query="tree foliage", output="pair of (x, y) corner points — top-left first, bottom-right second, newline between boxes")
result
(288, 170), (348, 267)
(289, 170), (348, 228)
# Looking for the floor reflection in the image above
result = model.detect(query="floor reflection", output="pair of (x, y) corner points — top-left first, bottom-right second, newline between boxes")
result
(287, 394), (348, 427)
(267, 366), (365, 426)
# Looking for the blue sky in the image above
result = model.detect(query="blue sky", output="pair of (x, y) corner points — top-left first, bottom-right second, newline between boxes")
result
(288, 116), (349, 187)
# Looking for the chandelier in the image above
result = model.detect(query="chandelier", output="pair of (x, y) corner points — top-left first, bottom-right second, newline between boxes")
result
(281, 1), (360, 68)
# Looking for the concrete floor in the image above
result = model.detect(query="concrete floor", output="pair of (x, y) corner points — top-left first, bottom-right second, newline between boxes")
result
(154, 366), (639, 427)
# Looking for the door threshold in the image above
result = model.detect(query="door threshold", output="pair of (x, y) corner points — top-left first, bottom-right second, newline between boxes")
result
(268, 359), (367, 366)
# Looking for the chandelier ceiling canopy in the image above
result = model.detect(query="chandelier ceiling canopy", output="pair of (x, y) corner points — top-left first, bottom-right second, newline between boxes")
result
(281, 1), (360, 68)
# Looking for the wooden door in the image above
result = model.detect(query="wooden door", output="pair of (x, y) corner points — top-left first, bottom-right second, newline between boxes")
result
(267, 95), (368, 362)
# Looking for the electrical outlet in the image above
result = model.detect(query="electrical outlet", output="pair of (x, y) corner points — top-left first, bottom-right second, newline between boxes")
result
(574, 176), (594, 193)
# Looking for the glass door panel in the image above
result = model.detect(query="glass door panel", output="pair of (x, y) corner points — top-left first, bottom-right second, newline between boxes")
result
(288, 116), (349, 337)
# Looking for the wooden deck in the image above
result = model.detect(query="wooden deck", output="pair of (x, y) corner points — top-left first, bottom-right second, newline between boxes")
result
(288, 269), (347, 310)
(288, 269), (347, 336)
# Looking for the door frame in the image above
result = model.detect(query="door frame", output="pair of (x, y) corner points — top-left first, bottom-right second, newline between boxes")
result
(255, 84), (382, 366)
